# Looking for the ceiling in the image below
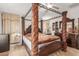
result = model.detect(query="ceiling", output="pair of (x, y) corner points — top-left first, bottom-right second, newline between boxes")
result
(0, 3), (32, 16)
(0, 3), (79, 20)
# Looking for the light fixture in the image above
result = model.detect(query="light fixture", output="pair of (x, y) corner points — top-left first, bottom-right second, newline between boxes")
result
(47, 4), (52, 8)
(46, 3), (59, 10)
(46, 3), (53, 8)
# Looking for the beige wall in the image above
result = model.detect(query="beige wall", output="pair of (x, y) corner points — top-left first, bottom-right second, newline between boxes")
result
(68, 6), (79, 29)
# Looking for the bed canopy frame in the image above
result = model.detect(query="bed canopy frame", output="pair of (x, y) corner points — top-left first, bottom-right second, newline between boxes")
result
(22, 3), (68, 56)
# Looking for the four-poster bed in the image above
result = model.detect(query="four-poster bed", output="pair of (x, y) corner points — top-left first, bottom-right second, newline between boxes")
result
(0, 3), (79, 56)
(22, 3), (68, 56)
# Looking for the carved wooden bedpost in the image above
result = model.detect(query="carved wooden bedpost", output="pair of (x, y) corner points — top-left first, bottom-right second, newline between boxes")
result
(62, 11), (67, 51)
(72, 19), (75, 33)
(31, 3), (39, 56)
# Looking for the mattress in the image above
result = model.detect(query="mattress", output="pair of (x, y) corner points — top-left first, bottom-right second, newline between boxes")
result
(24, 33), (60, 44)
(23, 33), (60, 51)
(23, 36), (60, 51)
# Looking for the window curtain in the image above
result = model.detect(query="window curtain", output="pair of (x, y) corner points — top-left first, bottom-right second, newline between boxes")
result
(2, 13), (22, 34)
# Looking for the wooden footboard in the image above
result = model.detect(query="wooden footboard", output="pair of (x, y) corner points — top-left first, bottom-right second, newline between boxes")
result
(39, 41), (62, 56)
(23, 39), (62, 56)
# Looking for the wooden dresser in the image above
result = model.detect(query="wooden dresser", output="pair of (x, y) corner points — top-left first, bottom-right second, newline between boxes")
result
(67, 33), (79, 48)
